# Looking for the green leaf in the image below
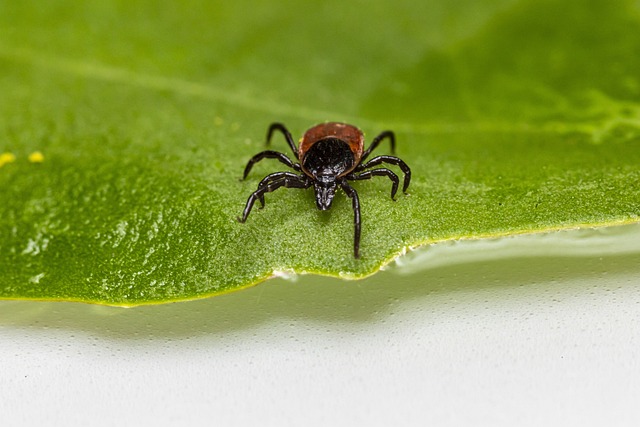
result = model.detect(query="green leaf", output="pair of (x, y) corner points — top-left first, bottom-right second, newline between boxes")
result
(1, 0), (639, 306)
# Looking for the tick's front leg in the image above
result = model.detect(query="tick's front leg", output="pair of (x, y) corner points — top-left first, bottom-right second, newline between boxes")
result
(238, 175), (310, 223)
(339, 180), (361, 258)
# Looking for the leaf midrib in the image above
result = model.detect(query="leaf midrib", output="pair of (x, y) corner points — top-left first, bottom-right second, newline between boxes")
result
(2, 43), (625, 138)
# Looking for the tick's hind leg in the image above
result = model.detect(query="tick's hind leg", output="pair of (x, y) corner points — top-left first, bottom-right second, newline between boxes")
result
(349, 168), (399, 200)
(339, 180), (361, 258)
(355, 155), (411, 193)
(242, 150), (301, 180)
(361, 130), (395, 162)
(267, 123), (298, 158)
(238, 174), (310, 223)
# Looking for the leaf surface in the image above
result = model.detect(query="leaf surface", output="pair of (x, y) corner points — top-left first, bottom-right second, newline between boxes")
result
(1, 0), (639, 305)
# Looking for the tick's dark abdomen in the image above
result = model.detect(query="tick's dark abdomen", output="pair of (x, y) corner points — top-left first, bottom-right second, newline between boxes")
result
(302, 138), (355, 178)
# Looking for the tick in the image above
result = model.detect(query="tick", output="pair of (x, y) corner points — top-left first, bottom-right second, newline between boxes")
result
(238, 122), (411, 258)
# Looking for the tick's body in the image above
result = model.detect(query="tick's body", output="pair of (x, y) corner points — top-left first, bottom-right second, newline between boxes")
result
(239, 122), (411, 258)
(300, 122), (364, 177)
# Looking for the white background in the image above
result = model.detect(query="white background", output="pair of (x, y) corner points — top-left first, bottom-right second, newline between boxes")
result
(1, 225), (640, 427)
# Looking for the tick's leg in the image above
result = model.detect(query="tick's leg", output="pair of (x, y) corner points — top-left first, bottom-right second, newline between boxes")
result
(256, 172), (303, 207)
(349, 168), (399, 200)
(355, 155), (411, 193)
(238, 175), (310, 223)
(267, 123), (298, 159)
(361, 130), (395, 163)
(340, 180), (362, 259)
(242, 150), (301, 180)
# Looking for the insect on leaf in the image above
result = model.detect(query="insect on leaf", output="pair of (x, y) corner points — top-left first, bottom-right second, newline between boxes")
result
(0, 0), (639, 305)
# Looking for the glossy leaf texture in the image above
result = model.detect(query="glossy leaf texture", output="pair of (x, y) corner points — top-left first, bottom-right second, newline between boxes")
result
(1, 0), (639, 305)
